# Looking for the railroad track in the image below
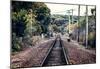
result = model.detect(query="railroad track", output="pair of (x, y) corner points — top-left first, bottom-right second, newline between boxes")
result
(40, 36), (69, 67)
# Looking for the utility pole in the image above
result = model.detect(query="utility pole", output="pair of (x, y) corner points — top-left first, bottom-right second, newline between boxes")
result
(77, 5), (80, 42)
(70, 9), (74, 24)
(85, 5), (88, 48)
(66, 10), (71, 34)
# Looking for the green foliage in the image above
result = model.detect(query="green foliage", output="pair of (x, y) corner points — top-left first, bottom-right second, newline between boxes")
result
(88, 32), (96, 48)
(12, 9), (27, 37)
(12, 1), (32, 12)
(12, 33), (22, 52)
(12, 1), (51, 52)
(33, 3), (51, 33)
(78, 16), (86, 29)
(78, 15), (96, 48)
(52, 24), (61, 32)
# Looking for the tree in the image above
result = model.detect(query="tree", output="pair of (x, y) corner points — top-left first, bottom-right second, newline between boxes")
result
(32, 2), (51, 34)
(12, 1), (51, 52)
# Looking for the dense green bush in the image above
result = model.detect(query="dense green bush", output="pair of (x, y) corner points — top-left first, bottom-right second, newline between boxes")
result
(12, 1), (51, 52)
(88, 32), (96, 48)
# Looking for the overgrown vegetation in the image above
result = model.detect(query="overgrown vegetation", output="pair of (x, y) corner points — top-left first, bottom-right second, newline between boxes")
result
(70, 8), (96, 48)
(12, 1), (96, 52)
(12, 1), (51, 52)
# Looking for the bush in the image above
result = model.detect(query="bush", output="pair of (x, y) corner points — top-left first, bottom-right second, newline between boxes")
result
(88, 32), (96, 48)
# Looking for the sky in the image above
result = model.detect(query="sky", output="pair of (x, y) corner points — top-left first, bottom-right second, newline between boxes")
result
(45, 3), (95, 16)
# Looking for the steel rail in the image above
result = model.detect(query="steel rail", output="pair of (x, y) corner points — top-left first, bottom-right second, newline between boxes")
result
(40, 36), (69, 66)
(40, 37), (57, 66)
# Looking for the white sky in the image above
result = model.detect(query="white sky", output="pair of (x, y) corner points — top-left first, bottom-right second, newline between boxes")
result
(45, 3), (95, 16)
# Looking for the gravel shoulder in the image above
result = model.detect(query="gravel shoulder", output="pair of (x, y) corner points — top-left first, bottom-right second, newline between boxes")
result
(11, 38), (55, 68)
(62, 38), (96, 65)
